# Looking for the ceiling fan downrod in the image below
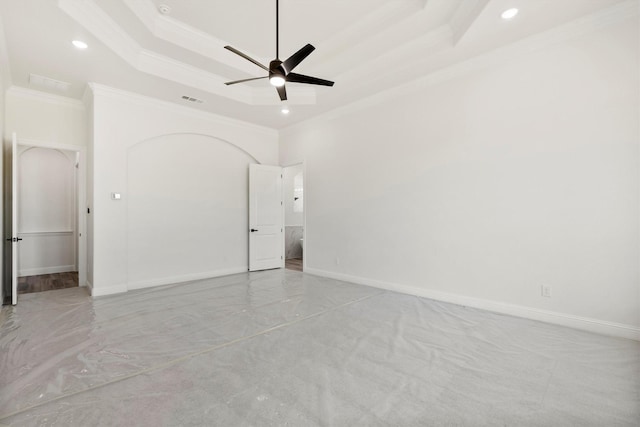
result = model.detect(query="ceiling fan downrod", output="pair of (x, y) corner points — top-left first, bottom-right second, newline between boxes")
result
(223, 0), (335, 102)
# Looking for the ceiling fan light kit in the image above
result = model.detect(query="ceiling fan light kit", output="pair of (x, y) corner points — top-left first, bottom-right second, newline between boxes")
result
(224, 0), (334, 101)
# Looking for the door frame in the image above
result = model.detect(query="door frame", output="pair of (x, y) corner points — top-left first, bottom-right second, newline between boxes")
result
(15, 137), (87, 289)
(282, 161), (306, 272)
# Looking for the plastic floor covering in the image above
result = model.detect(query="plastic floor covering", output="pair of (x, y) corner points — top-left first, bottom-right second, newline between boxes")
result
(0, 269), (638, 426)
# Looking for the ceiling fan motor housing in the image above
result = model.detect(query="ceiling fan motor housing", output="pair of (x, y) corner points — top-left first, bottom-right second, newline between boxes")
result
(223, 0), (334, 101)
(269, 59), (285, 78)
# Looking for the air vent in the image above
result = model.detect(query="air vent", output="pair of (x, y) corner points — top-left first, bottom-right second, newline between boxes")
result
(29, 74), (71, 92)
(181, 95), (204, 104)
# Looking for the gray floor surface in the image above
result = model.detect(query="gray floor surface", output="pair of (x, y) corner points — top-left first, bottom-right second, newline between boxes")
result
(0, 269), (638, 426)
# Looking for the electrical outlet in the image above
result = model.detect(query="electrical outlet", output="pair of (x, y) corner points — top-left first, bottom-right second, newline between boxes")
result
(541, 285), (552, 298)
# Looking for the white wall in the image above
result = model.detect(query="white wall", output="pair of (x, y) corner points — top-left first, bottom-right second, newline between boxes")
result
(4, 87), (86, 147)
(90, 85), (278, 296)
(283, 164), (303, 226)
(280, 17), (639, 337)
(17, 147), (76, 276)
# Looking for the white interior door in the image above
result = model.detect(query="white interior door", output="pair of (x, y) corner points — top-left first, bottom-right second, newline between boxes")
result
(11, 132), (19, 305)
(249, 164), (283, 271)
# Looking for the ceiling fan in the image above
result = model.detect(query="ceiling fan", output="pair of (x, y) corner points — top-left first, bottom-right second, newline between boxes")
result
(224, 0), (334, 101)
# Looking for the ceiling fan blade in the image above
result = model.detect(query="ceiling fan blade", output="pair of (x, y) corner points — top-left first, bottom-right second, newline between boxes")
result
(277, 84), (287, 101)
(286, 72), (334, 87)
(224, 76), (268, 86)
(224, 46), (269, 72)
(282, 44), (315, 74)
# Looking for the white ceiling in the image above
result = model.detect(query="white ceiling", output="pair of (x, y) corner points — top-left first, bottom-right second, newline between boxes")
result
(0, 0), (630, 129)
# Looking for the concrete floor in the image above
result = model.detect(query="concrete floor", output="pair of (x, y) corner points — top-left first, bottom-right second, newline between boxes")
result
(0, 269), (638, 426)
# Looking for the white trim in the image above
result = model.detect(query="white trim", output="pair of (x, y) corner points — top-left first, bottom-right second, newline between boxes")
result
(18, 230), (73, 236)
(307, 1), (429, 76)
(58, 0), (314, 106)
(281, 161), (306, 272)
(122, 0), (265, 76)
(122, 0), (422, 84)
(127, 267), (247, 291)
(283, 0), (639, 134)
(0, 13), (13, 89)
(89, 282), (128, 297)
(19, 265), (76, 277)
(304, 268), (640, 341)
(6, 86), (85, 110)
(82, 83), (93, 108)
(14, 138), (88, 292)
(449, 0), (490, 45)
(88, 83), (278, 138)
(302, 161), (306, 273)
(18, 137), (85, 152)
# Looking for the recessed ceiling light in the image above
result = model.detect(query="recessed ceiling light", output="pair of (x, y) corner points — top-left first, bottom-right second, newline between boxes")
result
(158, 4), (171, 15)
(281, 107), (290, 115)
(501, 8), (519, 20)
(72, 40), (88, 49)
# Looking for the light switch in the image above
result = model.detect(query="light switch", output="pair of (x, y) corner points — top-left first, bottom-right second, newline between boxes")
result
(111, 193), (121, 200)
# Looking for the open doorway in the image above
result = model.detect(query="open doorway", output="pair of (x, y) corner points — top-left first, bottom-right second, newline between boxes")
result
(16, 146), (79, 294)
(3, 136), (86, 304)
(283, 164), (304, 272)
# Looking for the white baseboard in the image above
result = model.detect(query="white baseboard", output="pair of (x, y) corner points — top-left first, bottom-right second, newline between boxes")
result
(88, 267), (248, 297)
(305, 268), (640, 341)
(89, 282), (128, 297)
(127, 267), (248, 291)
(19, 265), (76, 276)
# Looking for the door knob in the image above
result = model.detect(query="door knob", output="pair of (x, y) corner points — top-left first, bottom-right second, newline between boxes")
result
(250, 229), (258, 232)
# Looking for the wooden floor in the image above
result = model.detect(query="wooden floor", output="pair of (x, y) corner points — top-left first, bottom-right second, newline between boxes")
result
(285, 258), (303, 272)
(18, 272), (79, 294)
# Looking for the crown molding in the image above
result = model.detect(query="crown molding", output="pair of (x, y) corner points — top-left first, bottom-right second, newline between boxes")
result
(123, 0), (264, 76)
(82, 83), (93, 108)
(0, 13), (12, 90)
(332, 25), (452, 89)
(88, 83), (278, 136)
(283, 0), (639, 134)
(58, 0), (314, 106)
(116, 0), (441, 107)
(136, 50), (250, 104)
(449, 0), (491, 45)
(7, 86), (86, 110)
(307, 1), (457, 87)
(299, 1), (429, 71)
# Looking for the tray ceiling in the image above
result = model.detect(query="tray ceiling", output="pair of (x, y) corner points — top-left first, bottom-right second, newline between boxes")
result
(0, 0), (632, 128)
